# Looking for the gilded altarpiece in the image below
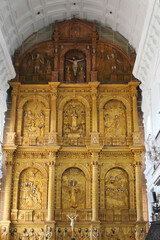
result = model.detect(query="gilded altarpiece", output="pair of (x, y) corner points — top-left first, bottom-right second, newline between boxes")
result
(1, 19), (146, 240)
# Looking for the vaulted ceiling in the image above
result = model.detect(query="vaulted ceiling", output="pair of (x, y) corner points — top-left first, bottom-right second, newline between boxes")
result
(0, 0), (149, 56)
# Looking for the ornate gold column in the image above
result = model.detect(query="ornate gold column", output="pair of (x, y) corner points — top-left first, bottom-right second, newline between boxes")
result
(48, 152), (56, 221)
(133, 149), (144, 222)
(87, 146), (102, 222)
(48, 82), (60, 144)
(45, 145), (60, 223)
(129, 82), (141, 144)
(89, 82), (100, 144)
(7, 83), (20, 145)
(91, 155), (99, 222)
(3, 147), (16, 221)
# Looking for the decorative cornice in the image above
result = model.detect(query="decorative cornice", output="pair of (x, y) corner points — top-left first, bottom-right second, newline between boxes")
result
(133, 0), (160, 87)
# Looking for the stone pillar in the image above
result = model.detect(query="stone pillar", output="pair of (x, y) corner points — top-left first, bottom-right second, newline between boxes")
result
(134, 151), (143, 222)
(3, 147), (16, 221)
(91, 152), (99, 222)
(89, 82), (100, 144)
(48, 152), (56, 221)
(129, 82), (141, 144)
(48, 82), (60, 144)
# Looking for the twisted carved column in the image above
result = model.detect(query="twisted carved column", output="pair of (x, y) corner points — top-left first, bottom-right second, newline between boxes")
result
(91, 152), (99, 222)
(48, 152), (56, 221)
(134, 152), (143, 222)
(3, 148), (16, 221)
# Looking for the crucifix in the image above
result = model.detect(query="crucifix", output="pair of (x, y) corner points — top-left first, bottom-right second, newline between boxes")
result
(67, 215), (78, 232)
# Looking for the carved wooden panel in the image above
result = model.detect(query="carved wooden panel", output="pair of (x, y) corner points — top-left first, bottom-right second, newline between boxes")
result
(56, 19), (96, 42)
(105, 168), (129, 210)
(97, 42), (132, 83)
(62, 168), (85, 210)
(63, 100), (86, 138)
(18, 43), (54, 83)
(18, 168), (43, 210)
(22, 100), (45, 137)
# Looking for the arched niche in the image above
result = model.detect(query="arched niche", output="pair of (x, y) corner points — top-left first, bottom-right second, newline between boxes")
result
(16, 95), (50, 141)
(22, 100), (45, 137)
(105, 168), (129, 210)
(58, 96), (90, 137)
(104, 100), (127, 143)
(61, 167), (86, 210)
(18, 167), (43, 210)
(99, 97), (132, 144)
(63, 99), (86, 137)
(59, 46), (91, 83)
(64, 49), (86, 83)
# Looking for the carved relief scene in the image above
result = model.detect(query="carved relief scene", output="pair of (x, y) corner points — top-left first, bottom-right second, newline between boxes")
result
(97, 42), (132, 83)
(105, 168), (129, 210)
(22, 100), (45, 138)
(63, 100), (86, 138)
(18, 44), (54, 83)
(62, 168), (85, 210)
(104, 100), (127, 145)
(18, 168), (43, 210)
(64, 50), (86, 83)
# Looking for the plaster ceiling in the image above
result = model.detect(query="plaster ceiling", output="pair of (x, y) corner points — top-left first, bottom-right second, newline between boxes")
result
(0, 0), (149, 56)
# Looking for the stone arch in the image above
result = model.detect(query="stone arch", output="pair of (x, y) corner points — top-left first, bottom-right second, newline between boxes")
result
(99, 96), (132, 138)
(58, 95), (90, 137)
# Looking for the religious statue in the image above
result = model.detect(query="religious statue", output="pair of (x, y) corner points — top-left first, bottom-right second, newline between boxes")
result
(1, 227), (8, 240)
(32, 53), (44, 73)
(67, 215), (78, 232)
(71, 109), (78, 131)
(65, 66), (72, 83)
(21, 228), (29, 240)
(45, 227), (52, 240)
(78, 66), (85, 83)
(66, 57), (84, 76)
(29, 229), (36, 240)
(37, 228), (45, 240)
(12, 228), (19, 240)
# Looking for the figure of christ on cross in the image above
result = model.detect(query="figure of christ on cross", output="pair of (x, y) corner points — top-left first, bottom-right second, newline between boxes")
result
(67, 215), (78, 232)
(66, 57), (84, 76)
